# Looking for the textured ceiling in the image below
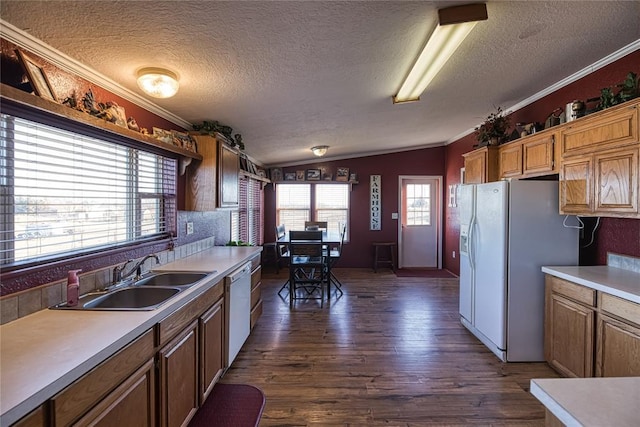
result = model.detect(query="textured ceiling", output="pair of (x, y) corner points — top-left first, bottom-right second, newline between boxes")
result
(1, 1), (639, 166)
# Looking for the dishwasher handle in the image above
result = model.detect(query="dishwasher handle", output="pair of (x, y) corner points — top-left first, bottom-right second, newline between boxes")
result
(227, 262), (252, 283)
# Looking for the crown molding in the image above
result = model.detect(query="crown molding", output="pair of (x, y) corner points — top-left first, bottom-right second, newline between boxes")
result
(0, 19), (192, 130)
(446, 38), (640, 145)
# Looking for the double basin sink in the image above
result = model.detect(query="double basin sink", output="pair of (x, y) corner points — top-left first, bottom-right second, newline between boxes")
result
(52, 272), (210, 311)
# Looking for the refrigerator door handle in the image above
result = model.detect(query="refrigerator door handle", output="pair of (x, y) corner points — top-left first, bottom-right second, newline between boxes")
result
(468, 214), (476, 271)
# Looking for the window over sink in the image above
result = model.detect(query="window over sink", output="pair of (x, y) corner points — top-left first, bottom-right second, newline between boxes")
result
(0, 113), (177, 268)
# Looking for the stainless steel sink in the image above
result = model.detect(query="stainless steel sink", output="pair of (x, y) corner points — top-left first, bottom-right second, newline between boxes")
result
(135, 272), (208, 288)
(82, 286), (181, 310)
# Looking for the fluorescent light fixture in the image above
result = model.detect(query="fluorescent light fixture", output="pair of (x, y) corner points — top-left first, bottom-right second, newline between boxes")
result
(137, 67), (180, 98)
(393, 3), (487, 104)
(311, 145), (329, 157)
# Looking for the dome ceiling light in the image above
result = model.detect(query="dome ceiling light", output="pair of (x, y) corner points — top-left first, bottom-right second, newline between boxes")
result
(137, 67), (179, 98)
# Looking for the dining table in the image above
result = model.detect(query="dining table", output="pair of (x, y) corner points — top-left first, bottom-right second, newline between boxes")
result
(276, 230), (344, 300)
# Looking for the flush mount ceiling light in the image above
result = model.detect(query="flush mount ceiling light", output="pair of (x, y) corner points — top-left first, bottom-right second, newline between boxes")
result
(393, 3), (487, 104)
(311, 145), (329, 157)
(137, 67), (180, 98)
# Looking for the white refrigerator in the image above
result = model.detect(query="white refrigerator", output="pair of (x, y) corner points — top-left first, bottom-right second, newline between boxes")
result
(459, 180), (578, 362)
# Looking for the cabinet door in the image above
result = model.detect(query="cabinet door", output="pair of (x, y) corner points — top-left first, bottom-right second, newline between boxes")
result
(463, 147), (498, 184)
(199, 298), (224, 404)
(594, 146), (638, 215)
(186, 134), (217, 211)
(596, 313), (640, 377)
(13, 406), (47, 427)
(218, 141), (239, 207)
(498, 143), (522, 178)
(545, 293), (594, 378)
(158, 321), (199, 427)
(73, 359), (155, 427)
(559, 156), (592, 214)
(523, 133), (556, 176)
(559, 102), (639, 157)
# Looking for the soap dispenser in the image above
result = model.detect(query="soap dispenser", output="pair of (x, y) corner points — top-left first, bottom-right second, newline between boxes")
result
(67, 269), (82, 307)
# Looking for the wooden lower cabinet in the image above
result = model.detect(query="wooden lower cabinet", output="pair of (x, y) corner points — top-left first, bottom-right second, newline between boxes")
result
(545, 274), (640, 379)
(545, 292), (595, 378)
(250, 256), (263, 329)
(158, 321), (199, 427)
(199, 298), (225, 404)
(74, 359), (155, 427)
(12, 406), (46, 427)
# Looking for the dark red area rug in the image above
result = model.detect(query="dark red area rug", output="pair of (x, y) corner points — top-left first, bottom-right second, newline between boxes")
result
(189, 383), (265, 427)
(394, 269), (457, 278)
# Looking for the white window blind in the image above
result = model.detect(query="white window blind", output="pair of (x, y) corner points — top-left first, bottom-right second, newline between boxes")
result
(276, 183), (349, 238)
(276, 183), (310, 232)
(234, 175), (264, 245)
(316, 184), (349, 238)
(0, 113), (177, 267)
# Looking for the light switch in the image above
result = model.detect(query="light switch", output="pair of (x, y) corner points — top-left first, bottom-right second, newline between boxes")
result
(391, 213), (398, 220)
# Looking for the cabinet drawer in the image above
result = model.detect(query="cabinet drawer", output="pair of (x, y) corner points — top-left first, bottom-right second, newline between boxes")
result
(52, 329), (155, 427)
(251, 281), (261, 309)
(560, 102), (639, 157)
(599, 293), (640, 326)
(157, 279), (223, 347)
(547, 275), (596, 306)
(250, 299), (263, 329)
(13, 405), (46, 427)
(250, 253), (261, 271)
(251, 266), (261, 289)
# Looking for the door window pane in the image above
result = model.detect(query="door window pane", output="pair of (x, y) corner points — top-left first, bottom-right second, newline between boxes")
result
(406, 183), (431, 225)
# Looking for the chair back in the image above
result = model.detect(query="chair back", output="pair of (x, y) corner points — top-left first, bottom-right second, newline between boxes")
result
(289, 230), (323, 242)
(289, 241), (325, 261)
(304, 221), (328, 231)
(275, 224), (287, 240)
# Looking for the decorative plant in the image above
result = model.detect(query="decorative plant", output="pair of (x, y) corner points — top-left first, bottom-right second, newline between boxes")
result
(193, 120), (244, 150)
(475, 106), (511, 145)
(590, 71), (639, 111)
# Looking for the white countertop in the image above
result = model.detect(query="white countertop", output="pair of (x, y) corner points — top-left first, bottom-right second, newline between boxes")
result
(530, 377), (640, 427)
(541, 265), (640, 304)
(0, 246), (261, 426)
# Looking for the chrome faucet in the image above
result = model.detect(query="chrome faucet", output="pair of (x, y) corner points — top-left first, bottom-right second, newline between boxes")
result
(112, 254), (160, 285)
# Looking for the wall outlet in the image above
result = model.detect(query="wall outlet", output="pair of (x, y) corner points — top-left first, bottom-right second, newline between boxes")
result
(186, 222), (194, 235)
(452, 250), (456, 259)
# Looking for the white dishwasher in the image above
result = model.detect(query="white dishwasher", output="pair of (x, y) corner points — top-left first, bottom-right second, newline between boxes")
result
(226, 261), (252, 366)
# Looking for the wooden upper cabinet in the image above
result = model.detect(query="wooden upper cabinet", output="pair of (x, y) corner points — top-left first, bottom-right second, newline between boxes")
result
(594, 146), (638, 215)
(499, 142), (522, 178)
(218, 142), (240, 208)
(463, 146), (499, 184)
(560, 155), (593, 214)
(559, 100), (639, 157)
(186, 134), (218, 211)
(522, 131), (557, 176)
(186, 134), (240, 210)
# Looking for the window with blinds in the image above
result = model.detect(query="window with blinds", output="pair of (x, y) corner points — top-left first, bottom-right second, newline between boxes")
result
(0, 113), (177, 267)
(276, 183), (349, 239)
(232, 175), (264, 245)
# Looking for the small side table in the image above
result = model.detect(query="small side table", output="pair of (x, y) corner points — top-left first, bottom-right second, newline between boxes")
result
(372, 242), (396, 273)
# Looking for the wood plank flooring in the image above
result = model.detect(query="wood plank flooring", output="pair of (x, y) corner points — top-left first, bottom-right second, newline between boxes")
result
(221, 268), (559, 426)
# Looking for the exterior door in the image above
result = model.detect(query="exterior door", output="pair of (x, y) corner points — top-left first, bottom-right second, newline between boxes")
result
(398, 176), (441, 268)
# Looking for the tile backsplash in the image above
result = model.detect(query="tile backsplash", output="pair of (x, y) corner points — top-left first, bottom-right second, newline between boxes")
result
(0, 237), (216, 325)
(607, 252), (640, 274)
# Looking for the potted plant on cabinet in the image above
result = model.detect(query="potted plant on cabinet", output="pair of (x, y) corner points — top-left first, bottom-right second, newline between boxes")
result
(475, 106), (511, 146)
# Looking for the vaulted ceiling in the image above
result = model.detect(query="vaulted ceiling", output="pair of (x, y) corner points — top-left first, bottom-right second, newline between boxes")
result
(1, 1), (639, 166)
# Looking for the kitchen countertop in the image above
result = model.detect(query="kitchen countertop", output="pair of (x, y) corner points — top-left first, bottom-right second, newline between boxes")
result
(530, 377), (640, 427)
(541, 265), (640, 304)
(0, 246), (261, 426)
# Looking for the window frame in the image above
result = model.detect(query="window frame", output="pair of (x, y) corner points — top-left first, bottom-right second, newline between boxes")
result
(0, 100), (178, 275)
(275, 182), (350, 240)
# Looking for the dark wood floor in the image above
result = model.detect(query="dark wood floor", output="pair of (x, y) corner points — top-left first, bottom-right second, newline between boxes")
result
(221, 268), (559, 426)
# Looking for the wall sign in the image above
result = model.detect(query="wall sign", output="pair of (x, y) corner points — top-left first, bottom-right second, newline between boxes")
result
(370, 175), (381, 230)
